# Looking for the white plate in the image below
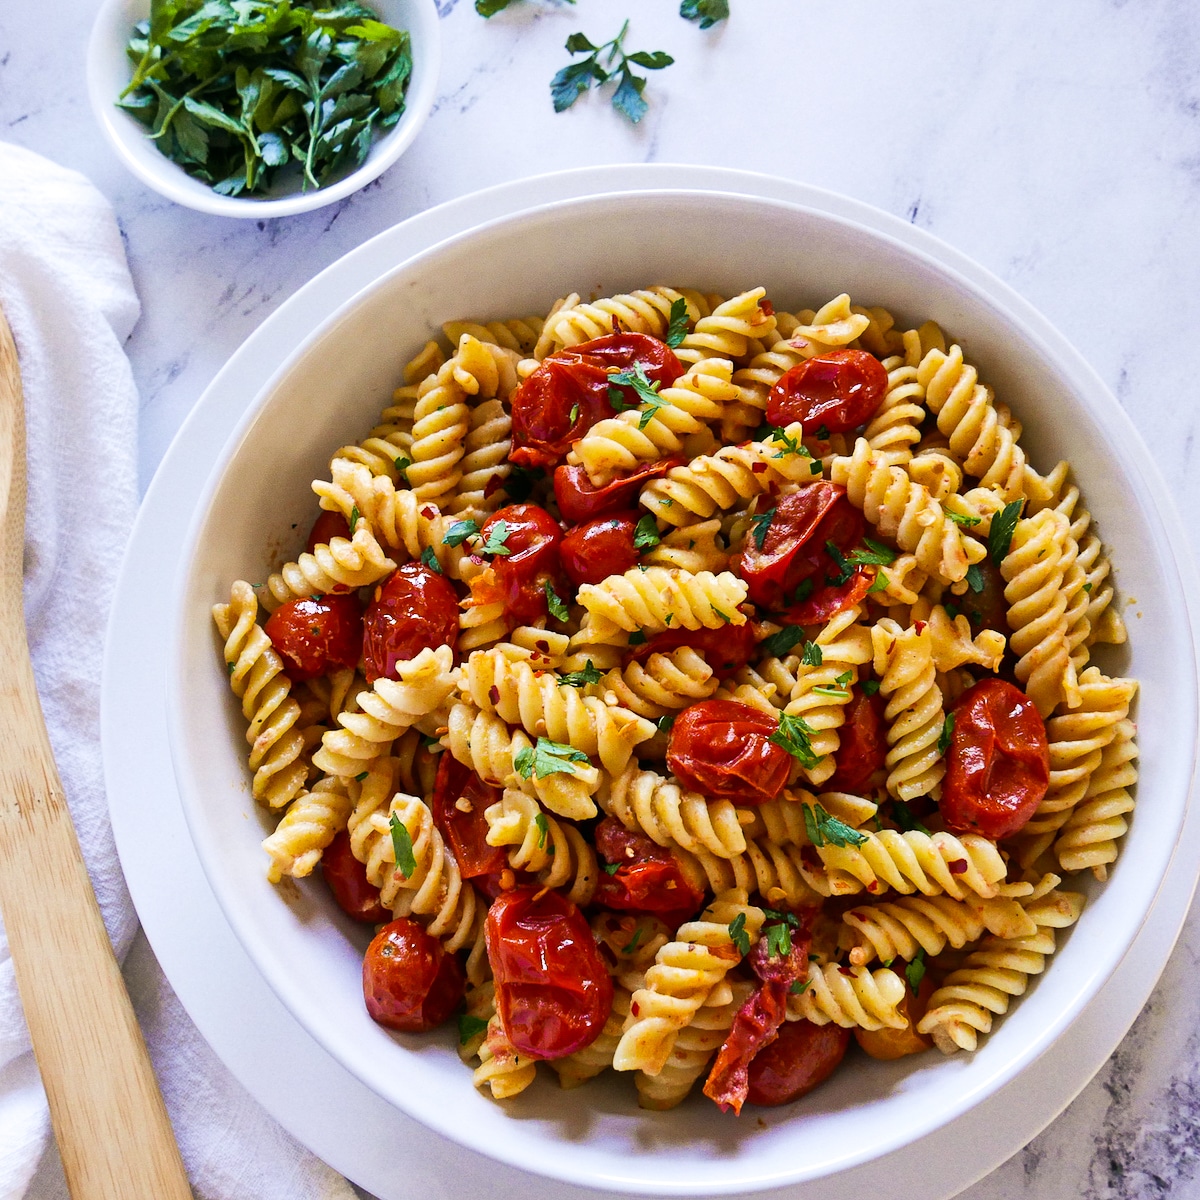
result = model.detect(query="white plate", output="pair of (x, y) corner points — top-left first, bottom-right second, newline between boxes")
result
(103, 164), (1200, 1200)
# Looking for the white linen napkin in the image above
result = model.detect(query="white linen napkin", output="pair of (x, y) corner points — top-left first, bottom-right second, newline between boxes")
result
(0, 142), (357, 1200)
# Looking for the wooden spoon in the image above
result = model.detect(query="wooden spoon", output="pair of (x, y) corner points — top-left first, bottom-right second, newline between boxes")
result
(0, 309), (192, 1197)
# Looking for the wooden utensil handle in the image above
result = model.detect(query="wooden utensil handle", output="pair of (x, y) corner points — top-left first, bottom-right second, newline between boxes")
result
(0, 314), (192, 1197)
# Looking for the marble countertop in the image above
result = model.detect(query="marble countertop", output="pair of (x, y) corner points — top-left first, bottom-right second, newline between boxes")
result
(3, 0), (1200, 1196)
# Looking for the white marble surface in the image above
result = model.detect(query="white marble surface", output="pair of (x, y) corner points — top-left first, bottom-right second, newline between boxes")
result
(3, 0), (1200, 1196)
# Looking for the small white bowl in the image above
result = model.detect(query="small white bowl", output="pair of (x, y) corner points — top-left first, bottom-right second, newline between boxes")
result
(169, 189), (1197, 1193)
(86, 0), (440, 218)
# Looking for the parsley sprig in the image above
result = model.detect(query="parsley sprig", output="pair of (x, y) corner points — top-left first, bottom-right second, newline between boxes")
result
(987, 499), (1025, 565)
(551, 22), (673, 125)
(608, 362), (667, 429)
(513, 737), (590, 780)
(802, 803), (868, 849)
(680, 0), (729, 28)
(560, 660), (603, 688)
(665, 298), (689, 347)
(633, 513), (662, 550)
(389, 811), (417, 879)
(770, 712), (823, 770)
(727, 912), (751, 956)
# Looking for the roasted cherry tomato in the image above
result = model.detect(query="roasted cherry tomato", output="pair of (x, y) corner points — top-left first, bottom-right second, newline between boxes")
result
(485, 886), (613, 1060)
(735, 484), (865, 611)
(667, 699), (791, 805)
(511, 333), (685, 468)
(363, 917), (465, 1033)
(554, 457), (683, 524)
(430, 753), (507, 880)
(592, 818), (705, 923)
(941, 678), (1050, 840)
(305, 509), (352, 554)
(745, 1020), (851, 1107)
(362, 562), (459, 684)
(777, 566), (874, 627)
(479, 503), (567, 626)
(264, 592), (364, 682)
(828, 685), (888, 795)
(629, 623), (758, 680)
(766, 349), (888, 435)
(322, 829), (387, 924)
(560, 512), (640, 587)
(855, 974), (935, 1060)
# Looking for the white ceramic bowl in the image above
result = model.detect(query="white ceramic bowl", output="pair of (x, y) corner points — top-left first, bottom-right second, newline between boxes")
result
(169, 189), (1197, 1194)
(86, 0), (440, 218)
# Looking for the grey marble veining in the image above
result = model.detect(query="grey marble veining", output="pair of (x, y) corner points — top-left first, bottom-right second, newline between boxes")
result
(3, 0), (1200, 1196)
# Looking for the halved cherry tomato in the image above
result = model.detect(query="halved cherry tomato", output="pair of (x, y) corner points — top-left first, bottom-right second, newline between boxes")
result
(745, 1020), (850, 1107)
(264, 592), (364, 682)
(479, 503), (568, 626)
(485, 886), (613, 1060)
(363, 917), (465, 1032)
(554, 457), (683, 524)
(511, 333), (685, 468)
(322, 829), (387, 924)
(941, 678), (1050, 840)
(592, 817), (705, 923)
(776, 566), (874, 627)
(362, 562), (459, 684)
(629, 623), (758, 680)
(735, 484), (865, 611)
(560, 512), (640, 587)
(430, 753), (507, 880)
(766, 349), (888, 434)
(828, 685), (887, 795)
(667, 699), (791, 805)
(305, 510), (352, 554)
(855, 974), (934, 1060)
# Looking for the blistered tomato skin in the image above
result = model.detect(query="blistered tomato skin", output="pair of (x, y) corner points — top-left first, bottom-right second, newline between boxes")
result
(765, 349), (888, 434)
(828, 686), (888, 795)
(941, 678), (1051, 840)
(485, 886), (613, 1060)
(361, 562), (459, 684)
(630, 623), (757, 680)
(321, 829), (387, 924)
(592, 817), (705, 922)
(554, 458), (683, 524)
(264, 592), (364, 682)
(363, 918), (465, 1033)
(560, 513), (640, 587)
(745, 1020), (850, 1107)
(666, 699), (791, 805)
(480, 503), (567, 626)
(305, 509), (352, 554)
(430, 753), (507, 880)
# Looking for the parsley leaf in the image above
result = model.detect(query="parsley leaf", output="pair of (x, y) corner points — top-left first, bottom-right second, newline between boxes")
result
(603, 862), (621, 875)
(633, 513), (661, 550)
(551, 21), (673, 124)
(458, 1013), (489, 1043)
(389, 812), (417, 879)
(628, 629), (647, 646)
(812, 685), (850, 698)
(479, 520), (513, 557)
(847, 537), (897, 567)
(680, 0), (729, 28)
(803, 802), (869, 849)
(621, 927), (643, 956)
(905, 947), (926, 993)
(513, 737), (590, 780)
(349, 505), (361, 533)
(861, 678), (880, 696)
(801, 640), (823, 667)
(420, 546), (442, 574)
(544, 579), (569, 622)
(727, 912), (751, 956)
(443, 518), (480, 548)
(987, 499), (1025, 565)
(665, 297), (689, 347)
(561, 660), (603, 688)
(937, 712), (955, 756)
(765, 921), (793, 959)
(892, 801), (930, 835)
(770, 712), (823, 769)
(534, 811), (550, 850)
(656, 713), (675, 734)
(761, 625), (804, 657)
(966, 563), (985, 594)
(750, 506), (776, 550)
(946, 510), (981, 527)
(825, 540), (853, 586)
(504, 464), (541, 504)
(394, 455), (411, 486)
(770, 426), (803, 458)
(867, 569), (890, 595)
(789, 978), (809, 995)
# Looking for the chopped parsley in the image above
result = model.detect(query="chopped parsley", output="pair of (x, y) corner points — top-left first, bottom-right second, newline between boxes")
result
(544, 579), (569, 622)
(569, 402), (580, 424)
(389, 812), (417, 880)
(656, 713), (676, 734)
(801, 640), (823, 667)
(750, 506), (776, 550)
(679, 0), (729, 29)
(867, 570), (890, 594)
(946, 510), (981, 527)
(534, 812), (550, 850)
(812, 685), (851, 699)
(765, 921), (793, 959)
(905, 947), (927, 992)
(620, 927), (643, 956)
(825, 541), (853, 586)
(847, 537), (897, 567)
(727, 912), (751, 956)
(937, 712), (955, 756)
(478, 520), (513, 557)
(443, 518), (480, 548)
(628, 629), (648, 645)
(770, 712), (823, 769)
(513, 737), (590, 780)
(761, 625), (804, 657)
(802, 802), (869, 849)
(892, 801), (931, 836)
(458, 1013), (489, 1044)
(987, 499), (1025, 565)
(394, 456), (411, 486)
(789, 978), (809, 995)
(561, 660), (603, 688)
(770, 426), (803, 458)
(603, 862), (621, 876)
(633, 513), (662, 549)
(608, 362), (662, 408)
(966, 563), (985, 593)
(861, 679), (880, 696)
(420, 546), (442, 574)
(349, 505), (361, 533)
(665, 297), (689, 347)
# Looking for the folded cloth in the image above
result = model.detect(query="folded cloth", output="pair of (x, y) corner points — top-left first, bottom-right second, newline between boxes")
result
(0, 143), (356, 1200)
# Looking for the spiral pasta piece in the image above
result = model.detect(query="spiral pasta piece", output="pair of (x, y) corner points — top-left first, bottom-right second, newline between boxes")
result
(863, 354), (926, 459)
(640, 423), (816, 527)
(601, 764), (748, 859)
(870, 618), (947, 802)
(443, 701), (601, 821)
(261, 526), (396, 613)
(312, 646), (458, 777)
(783, 606), (873, 785)
(816, 828), (1009, 901)
(640, 518), (730, 575)
(729, 653), (801, 711)
(401, 356), (470, 504)
(673, 837), (825, 908)
(918, 603), (1006, 673)
(262, 775), (352, 883)
(552, 985), (634, 1090)
(917, 344), (1026, 499)
(212, 580), (308, 807)
(577, 567), (748, 634)
(474, 1013), (539, 1099)
(613, 891), (764, 1075)
(787, 962), (908, 1031)
(461, 649), (656, 775)
(787, 294), (873, 359)
(599, 647), (718, 720)
(917, 888), (1085, 1053)
(443, 314), (544, 357)
(1001, 507), (1074, 716)
(537, 286), (705, 357)
(448, 398), (512, 517)
(562, 612), (629, 673)
(1053, 718), (1138, 879)
(834, 439), (986, 585)
(483, 789), (599, 906)
(671, 288), (777, 365)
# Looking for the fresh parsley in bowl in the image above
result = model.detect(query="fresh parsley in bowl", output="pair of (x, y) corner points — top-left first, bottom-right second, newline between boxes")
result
(88, 0), (439, 216)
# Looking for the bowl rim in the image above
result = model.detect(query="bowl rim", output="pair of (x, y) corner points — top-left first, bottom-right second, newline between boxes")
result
(84, 0), (442, 218)
(167, 183), (1200, 1193)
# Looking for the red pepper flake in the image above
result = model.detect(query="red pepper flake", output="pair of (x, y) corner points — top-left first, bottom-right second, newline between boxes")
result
(838, 965), (856, 977)
(914, 620), (927, 635)
(948, 859), (968, 875)
(483, 475), (503, 499)
(421, 505), (437, 519)
(631, 1001), (640, 1016)
(751, 462), (767, 474)
(489, 685), (501, 705)
(536, 639), (550, 654)
(865, 880), (879, 893)
(611, 316), (621, 335)
(760, 299), (775, 317)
